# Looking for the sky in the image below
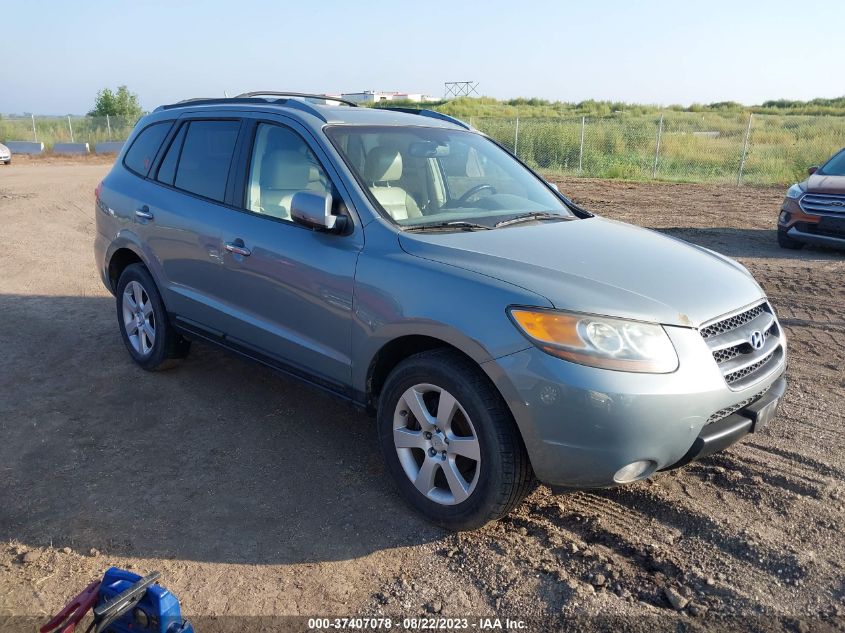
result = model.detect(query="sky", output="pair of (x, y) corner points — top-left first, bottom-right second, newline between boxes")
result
(2, 0), (843, 115)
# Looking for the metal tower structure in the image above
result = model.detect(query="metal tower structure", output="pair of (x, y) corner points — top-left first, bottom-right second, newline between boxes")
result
(444, 81), (480, 99)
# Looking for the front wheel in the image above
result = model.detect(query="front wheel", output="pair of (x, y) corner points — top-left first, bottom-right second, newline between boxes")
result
(377, 349), (534, 530)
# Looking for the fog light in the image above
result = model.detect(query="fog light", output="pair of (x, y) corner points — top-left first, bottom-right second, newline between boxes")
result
(613, 460), (656, 483)
(779, 211), (790, 224)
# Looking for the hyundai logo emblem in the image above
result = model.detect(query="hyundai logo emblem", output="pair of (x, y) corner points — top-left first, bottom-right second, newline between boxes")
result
(832, 201), (844, 207)
(748, 330), (765, 350)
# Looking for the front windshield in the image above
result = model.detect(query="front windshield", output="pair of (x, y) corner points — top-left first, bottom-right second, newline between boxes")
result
(326, 125), (573, 228)
(819, 149), (845, 176)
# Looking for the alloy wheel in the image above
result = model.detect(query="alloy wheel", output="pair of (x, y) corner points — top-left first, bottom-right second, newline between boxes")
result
(122, 280), (156, 356)
(393, 383), (481, 505)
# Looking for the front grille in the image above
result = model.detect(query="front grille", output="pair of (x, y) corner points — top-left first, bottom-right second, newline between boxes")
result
(712, 346), (742, 364)
(706, 385), (771, 424)
(799, 192), (845, 215)
(699, 301), (784, 389)
(700, 304), (764, 339)
(724, 349), (776, 384)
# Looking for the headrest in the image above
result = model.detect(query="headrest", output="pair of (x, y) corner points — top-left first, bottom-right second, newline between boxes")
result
(261, 150), (311, 189)
(364, 147), (403, 183)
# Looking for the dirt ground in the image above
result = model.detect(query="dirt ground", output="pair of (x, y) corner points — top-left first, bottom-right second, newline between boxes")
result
(1, 162), (843, 631)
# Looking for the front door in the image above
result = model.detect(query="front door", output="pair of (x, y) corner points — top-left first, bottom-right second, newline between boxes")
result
(214, 120), (363, 392)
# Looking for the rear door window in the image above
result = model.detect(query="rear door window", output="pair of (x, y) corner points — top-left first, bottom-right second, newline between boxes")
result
(173, 120), (240, 202)
(123, 121), (172, 177)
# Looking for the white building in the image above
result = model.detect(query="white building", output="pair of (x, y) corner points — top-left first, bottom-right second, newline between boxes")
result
(329, 91), (436, 104)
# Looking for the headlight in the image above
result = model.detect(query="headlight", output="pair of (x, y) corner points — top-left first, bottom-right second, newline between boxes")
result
(785, 183), (804, 199)
(509, 308), (678, 373)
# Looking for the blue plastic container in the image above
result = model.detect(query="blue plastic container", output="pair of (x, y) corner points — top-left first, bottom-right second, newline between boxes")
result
(98, 567), (192, 632)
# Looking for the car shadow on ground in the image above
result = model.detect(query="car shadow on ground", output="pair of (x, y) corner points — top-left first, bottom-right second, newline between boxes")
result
(0, 294), (445, 566)
(655, 227), (843, 260)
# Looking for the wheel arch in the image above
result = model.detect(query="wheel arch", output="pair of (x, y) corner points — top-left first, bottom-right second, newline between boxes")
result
(363, 333), (494, 413)
(107, 247), (146, 293)
(103, 230), (160, 295)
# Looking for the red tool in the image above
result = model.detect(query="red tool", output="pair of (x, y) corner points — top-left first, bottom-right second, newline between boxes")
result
(40, 579), (101, 633)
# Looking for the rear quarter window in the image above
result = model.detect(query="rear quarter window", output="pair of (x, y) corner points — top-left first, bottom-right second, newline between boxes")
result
(123, 121), (173, 177)
(155, 123), (187, 186)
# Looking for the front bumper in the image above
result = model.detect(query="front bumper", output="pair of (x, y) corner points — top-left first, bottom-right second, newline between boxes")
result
(664, 375), (786, 469)
(779, 197), (845, 249)
(482, 325), (787, 488)
(784, 223), (845, 249)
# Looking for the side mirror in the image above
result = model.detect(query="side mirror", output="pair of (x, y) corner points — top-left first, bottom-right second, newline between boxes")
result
(290, 191), (346, 232)
(808, 166), (819, 175)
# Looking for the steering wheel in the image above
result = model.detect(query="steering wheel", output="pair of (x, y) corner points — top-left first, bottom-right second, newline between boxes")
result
(455, 184), (497, 205)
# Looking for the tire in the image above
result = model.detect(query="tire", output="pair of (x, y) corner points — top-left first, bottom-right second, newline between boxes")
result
(115, 263), (191, 370)
(2, 160), (9, 165)
(377, 349), (535, 530)
(777, 228), (804, 250)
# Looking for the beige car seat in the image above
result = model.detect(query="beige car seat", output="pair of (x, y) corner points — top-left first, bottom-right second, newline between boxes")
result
(364, 147), (422, 221)
(257, 150), (315, 219)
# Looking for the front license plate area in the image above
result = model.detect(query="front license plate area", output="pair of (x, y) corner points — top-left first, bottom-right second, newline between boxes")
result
(751, 397), (779, 432)
(818, 215), (845, 236)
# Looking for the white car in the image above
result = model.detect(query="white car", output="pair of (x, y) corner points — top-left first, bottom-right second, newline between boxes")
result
(0, 143), (11, 165)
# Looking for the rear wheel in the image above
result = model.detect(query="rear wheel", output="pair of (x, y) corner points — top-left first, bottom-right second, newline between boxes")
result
(115, 264), (190, 370)
(377, 349), (534, 530)
(777, 228), (804, 250)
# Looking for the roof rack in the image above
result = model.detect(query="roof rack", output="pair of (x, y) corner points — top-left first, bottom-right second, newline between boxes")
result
(156, 97), (269, 111)
(379, 107), (472, 130)
(236, 91), (358, 107)
(153, 92), (354, 122)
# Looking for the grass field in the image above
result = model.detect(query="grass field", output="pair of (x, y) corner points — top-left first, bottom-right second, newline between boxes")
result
(472, 112), (845, 185)
(0, 115), (135, 150)
(3, 99), (844, 185)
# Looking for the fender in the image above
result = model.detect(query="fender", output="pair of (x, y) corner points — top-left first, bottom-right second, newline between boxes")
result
(349, 228), (549, 401)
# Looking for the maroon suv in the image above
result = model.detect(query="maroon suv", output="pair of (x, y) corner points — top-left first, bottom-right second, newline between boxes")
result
(778, 148), (845, 250)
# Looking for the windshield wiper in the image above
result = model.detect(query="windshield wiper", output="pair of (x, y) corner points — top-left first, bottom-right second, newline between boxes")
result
(494, 212), (573, 228)
(404, 221), (492, 232)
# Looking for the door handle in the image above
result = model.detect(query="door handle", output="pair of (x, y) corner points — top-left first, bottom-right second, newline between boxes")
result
(224, 241), (252, 257)
(135, 206), (154, 221)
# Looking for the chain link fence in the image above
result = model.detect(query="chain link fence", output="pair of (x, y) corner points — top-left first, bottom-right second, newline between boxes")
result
(2, 112), (844, 185)
(0, 115), (137, 149)
(471, 112), (845, 186)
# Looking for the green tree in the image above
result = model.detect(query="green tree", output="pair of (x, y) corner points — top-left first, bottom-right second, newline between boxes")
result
(88, 86), (142, 120)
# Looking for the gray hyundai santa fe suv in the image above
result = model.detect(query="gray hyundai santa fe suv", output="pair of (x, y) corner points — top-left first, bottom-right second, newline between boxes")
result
(95, 92), (787, 529)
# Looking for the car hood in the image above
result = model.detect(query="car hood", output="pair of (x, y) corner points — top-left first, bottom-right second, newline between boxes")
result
(398, 217), (764, 327)
(806, 174), (845, 194)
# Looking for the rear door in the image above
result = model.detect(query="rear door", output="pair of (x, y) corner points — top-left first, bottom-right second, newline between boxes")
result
(141, 117), (243, 333)
(211, 117), (364, 392)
